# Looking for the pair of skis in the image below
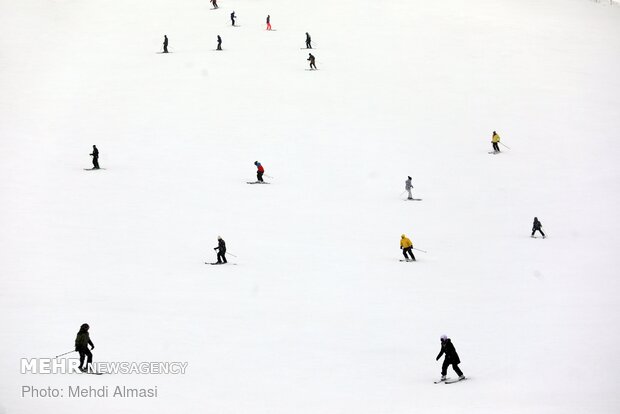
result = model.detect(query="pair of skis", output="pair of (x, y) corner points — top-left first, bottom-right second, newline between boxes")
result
(434, 377), (467, 384)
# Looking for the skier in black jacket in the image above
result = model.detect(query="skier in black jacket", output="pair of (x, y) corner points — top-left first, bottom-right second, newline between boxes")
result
(305, 32), (312, 49)
(90, 145), (99, 169)
(214, 236), (227, 264)
(307, 53), (317, 70)
(230, 11), (236, 26)
(217, 35), (222, 50)
(436, 335), (465, 381)
(163, 35), (169, 53)
(75, 323), (95, 372)
(531, 217), (546, 238)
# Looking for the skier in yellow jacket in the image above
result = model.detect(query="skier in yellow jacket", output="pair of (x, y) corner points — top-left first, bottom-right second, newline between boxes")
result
(491, 131), (501, 153)
(400, 234), (416, 261)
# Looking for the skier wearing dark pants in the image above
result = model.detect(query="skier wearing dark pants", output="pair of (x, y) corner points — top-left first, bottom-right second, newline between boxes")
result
(230, 11), (236, 26)
(532, 217), (546, 238)
(436, 335), (465, 381)
(214, 236), (227, 264)
(90, 145), (99, 169)
(211, 0), (218, 9)
(163, 35), (169, 53)
(254, 161), (264, 182)
(400, 234), (416, 261)
(266, 15), (272, 30)
(405, 176), (413, 200)
(217, 35), (222, 50)
(307, 53), (317, 70)
(492, 131), (500, 153)
(305, 32), (312, 49)
(75, 323), (95, 372)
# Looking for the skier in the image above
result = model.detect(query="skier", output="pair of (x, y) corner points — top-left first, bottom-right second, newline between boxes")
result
(90, 145), (99, 169)
(405, 176), (413, 200)
(254, 161), (265, 182)
(305, 32), (312, 49)
(75, 323), (95, 372)
(531, 217), (546, 238)
(230, 11), (236, 26)
(400, 234), (416, 261)
(217, 35), (222, 50)
(491, 131), (500, 153)
(213, 236), (227, 264)
(266, 15), (272, 30)
(307, 53), (317, 70)
(211, 0), (218, 9)
(163, 35), (169, 53)
(436, 335), (465, 382)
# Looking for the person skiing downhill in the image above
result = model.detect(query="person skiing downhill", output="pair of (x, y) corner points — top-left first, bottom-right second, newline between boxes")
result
(491, 131), (501, 153)
(214, 236), (227, 264)
(305, 32), (312, 49)
(90, 145), (100, 169)
(405, 176), (413, 200)
(230, 11), (236, 26)
(436, 335), (465, 382)
(531, 217), (546, 238)
(217, 35), (222, 50)
(254, 161), (265, 182)
(75, 323), (95, 372)
(211, 0), (218, 9)
(163, 35), (169, 53)
(266, 15), (272, 30)
(307, 53), (317, 70)
(400, 234), (416, 261)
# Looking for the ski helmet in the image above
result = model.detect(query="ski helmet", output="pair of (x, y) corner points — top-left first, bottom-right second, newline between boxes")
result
(440, 334), (448, 341)
(81, 323), (90, 330)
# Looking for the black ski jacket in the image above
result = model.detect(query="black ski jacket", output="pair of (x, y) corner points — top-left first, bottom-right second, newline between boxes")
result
(437, 339), (460, 364)
(533, 219), (542, 230)
(215, 239), (226, 253)
(75, 329), (94, 351)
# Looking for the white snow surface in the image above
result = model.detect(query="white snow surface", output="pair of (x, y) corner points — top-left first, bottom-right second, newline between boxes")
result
(1, 0), (620, 413)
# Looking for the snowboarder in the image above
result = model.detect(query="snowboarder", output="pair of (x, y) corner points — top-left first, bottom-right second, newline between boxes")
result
(254, 161), (265, 182)
(211, 0), (218, 9)
(531, 217), (546, 238)
(75, 323), (95, 372)
(305, 32), (312, 49)
(436, 335), (465, 382)
(492, 131), (500, 153)
(266, 15), (272, 30)
(405, 176), (413, 200)
(307, 53), (317, 70)
(400, 234), (416, 261)
(213, 236), (227, 264)
(163, 35), (169, 53)
(230, 11), (236, 26)
(217, 35), (222, 50)
(90, 145), (99, 169)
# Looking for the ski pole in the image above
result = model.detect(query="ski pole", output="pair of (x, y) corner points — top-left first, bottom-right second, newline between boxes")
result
(55, 350), (76, 359)
(265, 174), (274, 179)
(500, 142), (511, 150)
(412, 247), (428, 253)
(400, 191), (407, 196)
(226, 252), (238, 258)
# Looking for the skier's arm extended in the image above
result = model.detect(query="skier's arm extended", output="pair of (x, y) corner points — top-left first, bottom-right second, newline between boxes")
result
(436, 348), (444, 361)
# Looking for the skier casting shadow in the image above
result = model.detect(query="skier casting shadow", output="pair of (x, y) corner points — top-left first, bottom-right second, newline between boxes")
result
(400, 234), (416, 261)
(491, 131), (501, 153)
(75, 323), (95, 372)
(230, 11), (236, 26)
(163, 35), (169, 53)
(254, 161), (264, 182)
(217, 35), (222, 50)
(305, 32), (312, 49)
(436, 335), (466, 382)
(214, 236), (227, 264)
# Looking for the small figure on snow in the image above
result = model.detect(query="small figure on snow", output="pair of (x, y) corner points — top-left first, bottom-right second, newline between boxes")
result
(405, 176), (413, 200)
(90, 145), (100, 169)
(305, 32), (312, 49)
(531, 217), (546, 238)
(217, 35), (222, 50)
(491, 131), (501, 153)
(211, 0), (218, 9)
(75, 323), (95, 372)
(307, 53), (317, 70)
(213, 236), (227, 264)
(266, 15), (272, 30)
(254, 161), (265, 182)
(163, 35), (169, 53)
(230, 11), (236, 26)
(436, 335), (465, 382)
(400, 234), (416, 261)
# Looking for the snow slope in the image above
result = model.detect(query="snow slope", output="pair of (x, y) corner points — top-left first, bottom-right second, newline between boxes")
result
(1, 0), (619, 413)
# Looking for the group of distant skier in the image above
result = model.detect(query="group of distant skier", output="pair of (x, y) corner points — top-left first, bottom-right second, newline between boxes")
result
(159, 6), (317, 69)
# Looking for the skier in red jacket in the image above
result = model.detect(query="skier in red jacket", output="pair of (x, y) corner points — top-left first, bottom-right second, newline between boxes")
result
(254, 161), (265, 182)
